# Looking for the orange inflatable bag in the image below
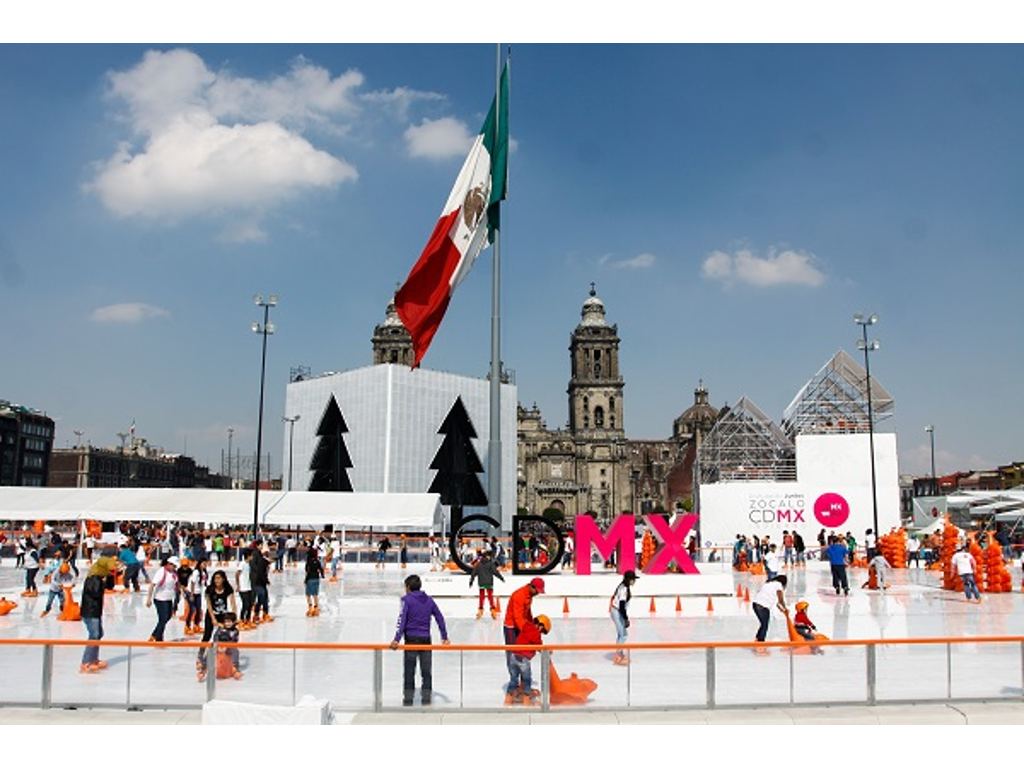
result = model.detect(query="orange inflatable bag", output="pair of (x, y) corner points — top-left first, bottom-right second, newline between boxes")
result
(549, 661), (598, 705)
(58, 587), (81, 621)
(0, 598), (17, 616)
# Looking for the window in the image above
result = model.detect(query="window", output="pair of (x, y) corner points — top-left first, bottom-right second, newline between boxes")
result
(595, 363), (602, 377)
(390, 350), (398, 363)
(594, 349), (601, 361)
(600, 468), (606, 476)
(594, 406), (605, 428)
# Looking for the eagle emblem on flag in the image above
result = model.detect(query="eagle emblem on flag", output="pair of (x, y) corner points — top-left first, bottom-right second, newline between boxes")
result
(462, 183), (487, 229)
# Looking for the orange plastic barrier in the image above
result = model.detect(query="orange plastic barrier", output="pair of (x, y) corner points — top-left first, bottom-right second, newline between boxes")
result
(784, 615), (829, 654)
(215, 649), (240, 680)
(549, 661), (597, 705)
(58, 587), (81, 621)
(0, 598), (17, 616)
(984, 531), (1012, 593)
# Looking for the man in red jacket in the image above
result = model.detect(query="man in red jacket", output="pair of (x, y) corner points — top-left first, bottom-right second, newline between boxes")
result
(503, 577), (544, 694)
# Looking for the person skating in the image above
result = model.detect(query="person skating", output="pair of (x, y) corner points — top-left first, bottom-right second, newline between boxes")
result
(502, 577), (545, 694)
(80, 556), (117, 673)
(792, 601), (817, 641)
(951, 544), (982, 602)
(184, 558), (209, 634)
(40, 556), (74, 617)
(15, 535), (25, 568)
(400, 535), (409, 569)
(752, 575), (789, 650)
(469, 549), (505, 619)
(507, 614), (551, 705)
(389, 574), (450, 706)
(235, 548), (255, 628)
(304, 544), (324, 617)
(214, 611), (243, 680)
(22, 539), (40, 596)
(118, 541), (141, 592)
(764, 544), (781, 580)
(376, 536), (391, 569)
(610, 570), (637, 666)
(197, 569), (238, 681)
(429, 536), (442, 572)
(146, 556), (180, 642)
(249, 544), (272, 623)
(867, 550), (890, 590)
(826, 536), (850, 595)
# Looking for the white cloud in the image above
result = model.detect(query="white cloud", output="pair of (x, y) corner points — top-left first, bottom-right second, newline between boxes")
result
(702, 246), (825, 287)
(90, 302), (170, 324)
(404, 116), (474, 159)
(91, 49), (368, 229)
(362, 86), (445, 119)
(602, 252), (656, 270)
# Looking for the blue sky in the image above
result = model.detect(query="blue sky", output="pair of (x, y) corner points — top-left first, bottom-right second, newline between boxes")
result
(1, 44), (1020, 478)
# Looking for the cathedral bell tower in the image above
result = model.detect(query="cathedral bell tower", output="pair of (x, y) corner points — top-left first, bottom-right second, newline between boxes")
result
(568, 284), (624, 436)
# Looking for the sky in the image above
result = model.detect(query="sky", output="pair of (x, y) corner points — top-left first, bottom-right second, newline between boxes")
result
(0, 44), (1021, 479)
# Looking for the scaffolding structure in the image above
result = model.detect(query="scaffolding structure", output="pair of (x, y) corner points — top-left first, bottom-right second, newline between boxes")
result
(698, 396), (796, 483)
(781, 349), (894, 439)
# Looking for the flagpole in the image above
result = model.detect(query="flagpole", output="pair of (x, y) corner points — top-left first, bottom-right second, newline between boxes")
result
(487, 42), (503, 530)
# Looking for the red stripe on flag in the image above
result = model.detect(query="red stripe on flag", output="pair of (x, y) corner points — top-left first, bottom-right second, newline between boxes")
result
(395, 208), (462, 368)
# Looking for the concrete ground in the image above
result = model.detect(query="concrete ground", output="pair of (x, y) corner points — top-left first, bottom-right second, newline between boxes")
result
(1, 701), (1023, 725)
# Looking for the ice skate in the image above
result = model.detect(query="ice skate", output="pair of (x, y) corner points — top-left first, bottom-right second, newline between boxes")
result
(231, 670), (244, 680)
(92, 660), (108, 670)
(39, 609), (49, 617)
(79, 663), (99, 674)
(612, 653), (629, 666)
(490, 609), (499, 619)
(196, 669), (207, 682)
(475, 609), (484, 619)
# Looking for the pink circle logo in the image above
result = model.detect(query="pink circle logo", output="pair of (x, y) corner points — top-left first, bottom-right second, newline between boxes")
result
(813, 492), (850, 527)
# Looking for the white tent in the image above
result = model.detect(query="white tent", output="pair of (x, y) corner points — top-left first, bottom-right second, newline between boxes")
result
(969, 500), (1024, 517)
(0, 488), (442, 530)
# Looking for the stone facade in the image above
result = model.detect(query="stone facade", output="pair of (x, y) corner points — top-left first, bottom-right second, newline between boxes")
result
(371, 297), (414, 366)
(517, 287), (719, 523)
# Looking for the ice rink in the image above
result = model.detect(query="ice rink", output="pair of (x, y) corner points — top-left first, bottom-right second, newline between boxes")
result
(1, 558), (1023, 710)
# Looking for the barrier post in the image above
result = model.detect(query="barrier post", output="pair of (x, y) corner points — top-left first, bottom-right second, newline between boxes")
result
(459, 650), (464, 709)
(1020, 642), (1024, 699)
(947, 642), (952, 699)
(126, 646), (133, 708)
(41, 644), (53, 710)
(705, 647), (716, 708)
(866, 644), (876, 705)
(292, 648), (298, 706)
(788, 649), (794, 704)
(206, 641), (217, 702)
(540, 650), (551, 712)
(373, 649), (383, 712)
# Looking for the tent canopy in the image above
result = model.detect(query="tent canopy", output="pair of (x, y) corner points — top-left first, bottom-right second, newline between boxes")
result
(0, 488), (442, 530)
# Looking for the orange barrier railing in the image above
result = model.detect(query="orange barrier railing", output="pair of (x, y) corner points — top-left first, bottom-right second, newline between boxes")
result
(2, 634), (1024, 713)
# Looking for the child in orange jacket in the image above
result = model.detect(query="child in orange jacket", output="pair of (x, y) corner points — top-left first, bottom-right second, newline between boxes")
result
(507, 614), (551, 705)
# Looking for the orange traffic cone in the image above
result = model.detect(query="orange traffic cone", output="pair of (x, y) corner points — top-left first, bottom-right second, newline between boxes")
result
(649, 597), (656, 613)
(706, 596), (714, 612)
(674, 595), (682, 613)
(743, 587), (751, 602)
(562, 597), (570, 614)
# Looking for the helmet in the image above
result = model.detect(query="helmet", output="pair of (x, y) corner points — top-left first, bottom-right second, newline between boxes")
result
(59, 563), (70, 575)
(535, 614), (552, 633)
(795, 601), (809, 611)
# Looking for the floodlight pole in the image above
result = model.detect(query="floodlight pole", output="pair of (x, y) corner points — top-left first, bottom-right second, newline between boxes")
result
(856, 316), (880, 536)
(252, 295), (277, 538)
(925, 425), (936, 480)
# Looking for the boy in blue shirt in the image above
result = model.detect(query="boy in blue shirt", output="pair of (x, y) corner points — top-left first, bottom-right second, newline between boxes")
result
(826, 535), (850, 596)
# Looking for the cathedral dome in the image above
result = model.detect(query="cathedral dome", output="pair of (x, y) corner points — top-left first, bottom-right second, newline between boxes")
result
(579, 283), (608, 327)
(673, 380), (719, 440)
(381, 296), (405, 328)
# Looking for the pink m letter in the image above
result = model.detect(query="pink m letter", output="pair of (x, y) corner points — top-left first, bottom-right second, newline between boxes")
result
(574, 515), (635, 574)
(644, 514), (700, 574)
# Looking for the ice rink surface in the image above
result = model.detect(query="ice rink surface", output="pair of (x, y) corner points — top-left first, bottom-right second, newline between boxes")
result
(2, 558), (1023, 710)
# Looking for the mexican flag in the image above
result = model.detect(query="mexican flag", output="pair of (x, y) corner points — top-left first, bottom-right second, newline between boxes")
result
(396, 63), (509, 368)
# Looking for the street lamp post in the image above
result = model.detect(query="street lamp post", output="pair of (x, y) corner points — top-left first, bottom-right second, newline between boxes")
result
(282, 415), (300, 491)
(925, 425), (936, 481)
(251, 294), (278, 537)
(854, 313), (880, 536)
(227, 428), (234, 483)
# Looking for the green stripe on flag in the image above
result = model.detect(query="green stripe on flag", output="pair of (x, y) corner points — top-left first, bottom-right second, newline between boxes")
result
(481, 63), (509, 244)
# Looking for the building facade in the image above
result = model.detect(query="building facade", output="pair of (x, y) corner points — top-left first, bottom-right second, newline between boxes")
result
(371, 297), (415, 366)
(516, 287), (718, 522)
(48, 437), (230, 489)
(0, 400), (55, 487)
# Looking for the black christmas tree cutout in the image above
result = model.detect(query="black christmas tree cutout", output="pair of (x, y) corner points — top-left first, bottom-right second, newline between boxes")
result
(428, 397), (488, 524)
(308, 395), (353, 491)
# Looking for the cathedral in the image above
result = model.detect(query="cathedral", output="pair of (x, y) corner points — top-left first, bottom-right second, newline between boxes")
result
(370, 286), (720, 523)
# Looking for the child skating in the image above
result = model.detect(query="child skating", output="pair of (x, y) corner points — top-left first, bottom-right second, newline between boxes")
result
(507, 614), (551, 705)
(214, 612), (243, 680)
(469, 549), (505, 619)
(305, 544), (324, 616)
(40, 557), (74, 617)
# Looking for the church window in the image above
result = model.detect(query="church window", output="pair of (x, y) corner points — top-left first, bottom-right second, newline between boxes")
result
(390, 350), (398, 363)
(594, 349), (602, 361)
(594, 406), (605, 428)
(595, 363), (602, 377)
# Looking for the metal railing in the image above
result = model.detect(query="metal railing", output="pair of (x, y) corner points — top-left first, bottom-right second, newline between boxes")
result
(1, 635), (1024, 712)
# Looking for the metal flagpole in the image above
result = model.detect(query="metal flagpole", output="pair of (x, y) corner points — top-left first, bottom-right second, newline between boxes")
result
(487, 43), (503, 529)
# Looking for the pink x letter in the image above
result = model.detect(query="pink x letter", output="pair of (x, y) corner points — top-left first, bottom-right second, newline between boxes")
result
(644, 514), (699, 574)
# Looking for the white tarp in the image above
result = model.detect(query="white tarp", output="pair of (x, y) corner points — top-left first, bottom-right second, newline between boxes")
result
(0, 488), (441, 529)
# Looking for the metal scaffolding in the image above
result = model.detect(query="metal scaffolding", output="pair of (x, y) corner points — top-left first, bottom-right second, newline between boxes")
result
(781, 349), (894, 439)
(698, 396), (795, 483)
